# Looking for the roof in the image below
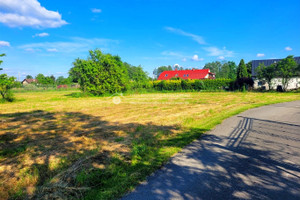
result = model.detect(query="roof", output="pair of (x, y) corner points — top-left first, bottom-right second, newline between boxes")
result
(252, 56), (300, 77)
(22, 79), (37, 83)
(157, 69), (213, 80)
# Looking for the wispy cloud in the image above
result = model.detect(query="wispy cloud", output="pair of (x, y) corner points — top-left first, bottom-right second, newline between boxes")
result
(285, 46), (292, 51)
(191, 54), (204, 61)
(91, 8), (102, 13)
(0, 41), (10, 47)
(33, 32), (49, 38)
(0, 0), (67, 28)
(19, 37), (118, 53)
(47, 48), (58, 52)
(218, 56), (225, 60)
(203, 46), (234, 57)
(165, 27), (206, 45)
(256, 53), (265, 57)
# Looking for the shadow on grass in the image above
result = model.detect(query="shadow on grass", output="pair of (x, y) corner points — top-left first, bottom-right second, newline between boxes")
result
(0, 110), (207, 200)
(122, 116), (300, 200)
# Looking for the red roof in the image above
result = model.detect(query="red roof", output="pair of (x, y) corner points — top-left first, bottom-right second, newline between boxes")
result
(158, 69), (214, 80)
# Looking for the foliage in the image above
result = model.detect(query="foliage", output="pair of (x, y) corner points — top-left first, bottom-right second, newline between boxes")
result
(246, 61), (252, 78)
(203, 61), (237, 79)
(124, 63), (150, 89)
(70, 49), (129, 95)
(0, 53), (5, 71)
(276, 55), (299, 91)
(203, 61), (222, 75)
(0, 54), (16, 102)
(237, 59), (248, 79)
(0, 73), (16, 102)
(26, 75), (33, 79)
(234, 78), (254, 91)
(35, 74), (55, 85)
(56, 76), (73, 85)
(152, 79), (234, 91)
(255, 63), (276, 90)
(153, 65), (173, 78)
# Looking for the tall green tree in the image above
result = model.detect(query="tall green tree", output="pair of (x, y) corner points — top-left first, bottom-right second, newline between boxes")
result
(218, 61), (237, 79)
(237, 59), (248, 78)
(276, 55), (299, 91)
(256, 63), (276, 90)
(70, 49), (129, 95)
(246, 61), (252, 78)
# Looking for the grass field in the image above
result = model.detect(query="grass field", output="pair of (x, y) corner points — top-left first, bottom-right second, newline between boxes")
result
(1, 90), (300, 199)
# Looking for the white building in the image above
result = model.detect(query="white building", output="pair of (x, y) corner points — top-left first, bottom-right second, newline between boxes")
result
(251, 57), (300, 90)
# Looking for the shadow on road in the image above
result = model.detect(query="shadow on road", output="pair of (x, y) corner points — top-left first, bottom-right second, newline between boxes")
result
(124, 116), (300, 200)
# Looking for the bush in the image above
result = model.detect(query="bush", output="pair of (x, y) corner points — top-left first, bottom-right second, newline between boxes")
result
(234, 78), (254, 91)
(152, 79), (233, 91)
(70, 50), (129, 95)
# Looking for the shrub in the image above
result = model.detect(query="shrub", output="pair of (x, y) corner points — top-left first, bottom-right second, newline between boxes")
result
(152, 79), (233, 91)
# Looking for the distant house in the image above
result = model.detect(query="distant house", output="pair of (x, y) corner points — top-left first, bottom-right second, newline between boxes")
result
(158, 69), (215, 80)
(251, 56), (300, 90)
(21, 79), (38, 85)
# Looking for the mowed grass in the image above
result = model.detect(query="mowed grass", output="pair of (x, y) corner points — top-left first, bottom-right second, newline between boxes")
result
(0, 90), (299, 199)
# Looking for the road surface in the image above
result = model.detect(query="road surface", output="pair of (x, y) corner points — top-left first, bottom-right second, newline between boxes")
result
(122, 101), (300, 200)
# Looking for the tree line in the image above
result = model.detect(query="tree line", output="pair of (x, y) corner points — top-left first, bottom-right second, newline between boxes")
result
(1, 49), (300, 102)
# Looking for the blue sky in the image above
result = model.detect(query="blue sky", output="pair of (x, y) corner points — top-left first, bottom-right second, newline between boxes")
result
(0, 0), (299, 80)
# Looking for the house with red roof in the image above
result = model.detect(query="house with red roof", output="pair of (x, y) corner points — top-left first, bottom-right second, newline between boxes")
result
(157, 69), (215, 80)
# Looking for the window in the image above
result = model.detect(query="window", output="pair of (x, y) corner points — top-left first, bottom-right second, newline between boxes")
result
(165, 74), (168, 77)
(186, 74), (189, 77)
(183, 74), (186, 77)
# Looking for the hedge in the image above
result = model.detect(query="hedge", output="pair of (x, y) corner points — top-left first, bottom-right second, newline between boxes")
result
(152, 79), (234, 91)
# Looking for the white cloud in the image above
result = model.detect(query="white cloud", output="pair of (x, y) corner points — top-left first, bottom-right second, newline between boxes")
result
(47, 48), (58, 52)
(285, 46), (292, 51)
(161, 51), (184, 58)
(0, 0), (67, 28)
(256, 53), (265, 57)
(191, 54), (204, 61)
(203, 46), (234, 57)
(182, 58), (187, 62)
(165, 27), (206, 45)
(0, 41), (10, 47)
(91, 8), (102, 13)
(33, 32), (49, 37)
(218, 56), (225, 60)
(19, 37), (118, 53)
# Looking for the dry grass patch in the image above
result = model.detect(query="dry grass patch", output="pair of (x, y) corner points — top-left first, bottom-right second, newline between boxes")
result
(0, 91), (299, 199)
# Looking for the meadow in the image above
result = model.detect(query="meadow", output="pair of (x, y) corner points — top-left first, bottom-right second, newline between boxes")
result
(1, 90), (300, 199)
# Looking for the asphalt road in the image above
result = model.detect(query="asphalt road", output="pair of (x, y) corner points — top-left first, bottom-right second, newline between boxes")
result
(122, 101), (300, 200)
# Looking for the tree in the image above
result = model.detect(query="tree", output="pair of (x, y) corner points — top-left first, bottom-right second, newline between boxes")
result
(70, 49), (129, 95)
(276, 55), (299, 91)
(56, 76), (72, 85)
(153, 66), (171, 78)
(35, 74), (55, 85)
(26, 75), (33, 79)
(0, 54), (15, 102)
(246, 61), (252, 78)
(256, 63), (276, 90)
(227, 61), (237, 80)
(218, 61), (237, 79)
(203, 61), (222, 75)
(0, 53), (5, 71)
(237, 59), (248, 79)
